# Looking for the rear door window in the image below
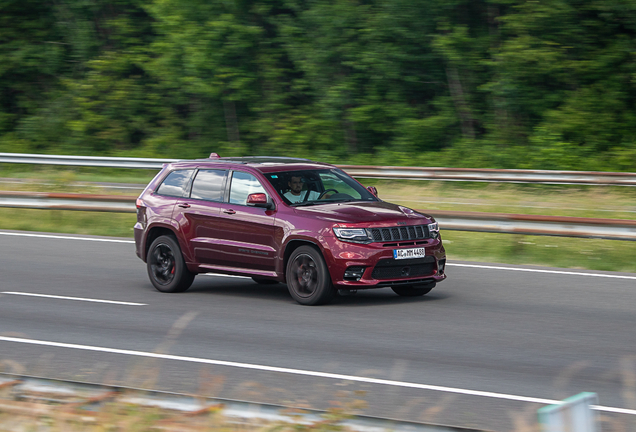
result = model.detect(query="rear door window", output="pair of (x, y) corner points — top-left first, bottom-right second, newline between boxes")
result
(229, 171), (267, 205)
(190, 169), (227, 202)
(155, 169), (194, 197)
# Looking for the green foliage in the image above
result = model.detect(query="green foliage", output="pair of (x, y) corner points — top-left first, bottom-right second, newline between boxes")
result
(1, 0), (636, 171)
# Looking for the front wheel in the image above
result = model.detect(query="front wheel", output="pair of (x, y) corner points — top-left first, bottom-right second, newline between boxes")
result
(147, 235), (195, 293)
(391, 282), (436, 297)
(286, 245), (335, 305)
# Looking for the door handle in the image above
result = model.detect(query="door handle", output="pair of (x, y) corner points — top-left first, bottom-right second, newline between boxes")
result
(223, 209), (236, 215)
(177, 203), (191, 208)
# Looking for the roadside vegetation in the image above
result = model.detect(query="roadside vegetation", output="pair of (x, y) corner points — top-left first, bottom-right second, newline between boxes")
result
(2, 1), (636, 172)
(0, 372), (634, 432)
(2, 208), (633, 273)
(0, 394), (365, 432)
(1, 172), (635, 273)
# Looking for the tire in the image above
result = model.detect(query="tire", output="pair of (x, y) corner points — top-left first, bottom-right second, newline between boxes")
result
(391, 282), (436, 297)
(147, 235), (195, 293)
(285, 245), (335, 305)
(252, 277), (279, 285)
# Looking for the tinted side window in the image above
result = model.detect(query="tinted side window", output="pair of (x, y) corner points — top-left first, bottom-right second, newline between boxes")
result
(191, 169), (226, 202)
(155, 170), (194, 197)
(229, 172), (267, 205)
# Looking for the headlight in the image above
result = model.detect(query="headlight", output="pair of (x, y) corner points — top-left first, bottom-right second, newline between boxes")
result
(428, 222), (439, 237)
(333, 228), (370, 242)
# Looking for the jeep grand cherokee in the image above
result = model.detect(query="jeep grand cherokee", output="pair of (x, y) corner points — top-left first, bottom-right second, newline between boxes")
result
(134, 155), (446, 305)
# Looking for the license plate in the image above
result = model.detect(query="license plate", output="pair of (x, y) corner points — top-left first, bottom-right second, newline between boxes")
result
(393, 247), (426, 260)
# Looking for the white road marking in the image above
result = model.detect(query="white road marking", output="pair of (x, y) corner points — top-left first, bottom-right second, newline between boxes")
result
(3, 230), (636, 280)
(1, 292), (146, 306)
(0, 336), (633, 416)
(0, 231), (134, 243)
(448, 263), (636, 280)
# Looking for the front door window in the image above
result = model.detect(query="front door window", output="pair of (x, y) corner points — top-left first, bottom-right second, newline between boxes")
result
(229, 171), (267, 205)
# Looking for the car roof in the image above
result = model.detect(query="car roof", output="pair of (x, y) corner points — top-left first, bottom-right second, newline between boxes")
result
(167, 156), (336, 173)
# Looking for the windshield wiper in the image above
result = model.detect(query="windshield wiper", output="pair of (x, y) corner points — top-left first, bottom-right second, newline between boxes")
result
(322, 198), (361, 204)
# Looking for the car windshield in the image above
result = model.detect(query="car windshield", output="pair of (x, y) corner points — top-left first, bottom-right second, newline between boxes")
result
(264, 169), (378, 206)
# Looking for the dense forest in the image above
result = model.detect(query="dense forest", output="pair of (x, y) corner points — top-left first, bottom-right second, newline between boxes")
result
(2, 0), (636, 170)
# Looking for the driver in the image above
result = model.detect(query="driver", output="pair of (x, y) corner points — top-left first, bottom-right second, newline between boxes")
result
(284, 175), (321, 203)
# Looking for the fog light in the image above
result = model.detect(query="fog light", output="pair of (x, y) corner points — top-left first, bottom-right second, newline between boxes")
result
(339, 251), (360, 259)
(344, 266), (366, 281)
(438, 259), (446, 274)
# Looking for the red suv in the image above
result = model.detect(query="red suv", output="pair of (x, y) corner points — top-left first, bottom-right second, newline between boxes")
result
(134, 155), (446, 305)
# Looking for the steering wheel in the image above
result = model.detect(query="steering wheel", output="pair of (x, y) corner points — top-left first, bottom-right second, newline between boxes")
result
(319, 189), (339, 199)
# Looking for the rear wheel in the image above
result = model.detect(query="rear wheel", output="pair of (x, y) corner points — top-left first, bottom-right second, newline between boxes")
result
(391, 282), (436, 297)
(286, 245), (335, 305)
(147, 235), (195, 293)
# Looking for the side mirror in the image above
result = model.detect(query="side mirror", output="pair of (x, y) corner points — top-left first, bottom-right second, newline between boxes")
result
(247, 193), (274, 209)
(367, 186), (378, 197)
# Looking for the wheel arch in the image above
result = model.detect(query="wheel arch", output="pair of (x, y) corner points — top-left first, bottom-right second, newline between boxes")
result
(282, 238), (324, 277)
(143, 225), (179, 262)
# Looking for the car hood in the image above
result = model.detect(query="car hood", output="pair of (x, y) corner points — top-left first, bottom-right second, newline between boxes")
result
(293, 201), (433, 226)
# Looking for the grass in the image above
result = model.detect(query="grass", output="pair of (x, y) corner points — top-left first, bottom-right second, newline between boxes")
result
(372, 180), (636, 220)
(0, 170), (635, 273)
(442, 231), (636, 273)
(0, 164), (157, 186)
(0, 395), (363, 432)
(0, 369), (634, 432)
(3, 166), (636, 218)
(0, 208), (634, 273)
(0, 208), (136, 238)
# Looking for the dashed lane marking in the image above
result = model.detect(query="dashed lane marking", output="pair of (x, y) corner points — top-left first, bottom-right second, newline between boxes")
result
(2, 231), (635, 279)
(0, 231), (134, 243)
(1, 292), (146, 306)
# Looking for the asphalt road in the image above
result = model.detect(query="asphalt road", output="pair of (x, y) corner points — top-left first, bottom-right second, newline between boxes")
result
(1, 230), (635, 431)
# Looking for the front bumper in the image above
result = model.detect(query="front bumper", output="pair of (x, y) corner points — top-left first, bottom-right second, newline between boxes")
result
(321, 235), (447, 288)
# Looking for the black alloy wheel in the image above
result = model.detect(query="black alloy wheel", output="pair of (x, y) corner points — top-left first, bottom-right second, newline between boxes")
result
(286, 245), (335, 305)
(147, 235), (195, 293)
(391, 281), (436, 297)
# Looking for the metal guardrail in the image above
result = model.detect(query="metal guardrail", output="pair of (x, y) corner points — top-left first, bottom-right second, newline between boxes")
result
(432, 210), (636, 242)
(1, 191), (635, 241)
(0, 152), (176, 169)
(0, 191), (135, 213)
(2, 152), (636, 185)
(0, 373), (484, 432)
(339, 165), (636, 186)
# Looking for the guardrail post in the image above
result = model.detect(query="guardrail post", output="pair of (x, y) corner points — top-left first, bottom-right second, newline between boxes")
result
(538, 392), (599, 432)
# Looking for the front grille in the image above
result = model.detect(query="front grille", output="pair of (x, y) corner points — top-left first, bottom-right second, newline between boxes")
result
(367, 225), (430, 242)
(371, 257), (435, 280)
